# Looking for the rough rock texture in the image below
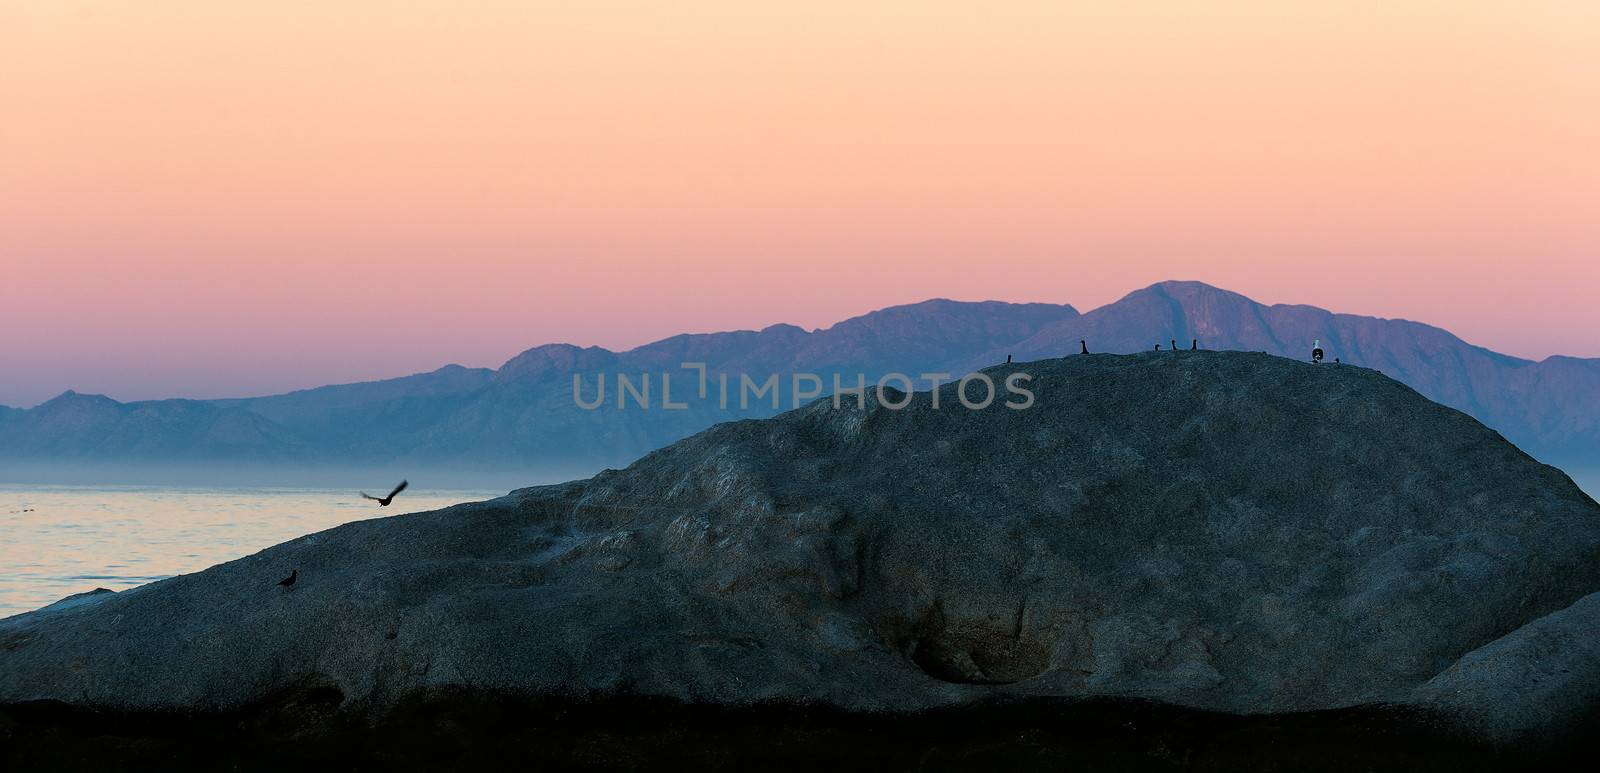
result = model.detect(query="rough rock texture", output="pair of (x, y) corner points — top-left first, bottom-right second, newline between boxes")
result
(1413, 589), (1600, 742)
(3, 352), (1598, 742)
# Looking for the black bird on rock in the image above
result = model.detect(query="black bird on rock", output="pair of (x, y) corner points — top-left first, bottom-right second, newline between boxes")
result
(1080, 340), (1088, 355)
(1006, 354), (1012, 364)
(1171, 339), (1177, 351)
(362, 480), (408, 507)
(1191, 339), (1197, 350)
(277, 569), (297, 589)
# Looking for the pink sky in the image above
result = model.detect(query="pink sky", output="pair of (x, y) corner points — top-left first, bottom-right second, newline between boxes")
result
(2, 2), (1596, 407)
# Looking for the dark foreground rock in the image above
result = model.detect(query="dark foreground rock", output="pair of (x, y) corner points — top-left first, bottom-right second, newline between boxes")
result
(3, 352), (1600, 765)
(7, 690), (1593, 772)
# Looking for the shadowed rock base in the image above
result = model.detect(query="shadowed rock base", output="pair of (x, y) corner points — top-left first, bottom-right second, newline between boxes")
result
(3, 689), (1594, 772)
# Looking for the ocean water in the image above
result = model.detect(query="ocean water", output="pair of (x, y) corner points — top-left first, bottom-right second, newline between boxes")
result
(0, 485), (504, 618)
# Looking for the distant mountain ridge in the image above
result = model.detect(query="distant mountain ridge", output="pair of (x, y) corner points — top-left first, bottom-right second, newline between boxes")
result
(971, 282), (1600, 463)
(1, 282), (1596, 476)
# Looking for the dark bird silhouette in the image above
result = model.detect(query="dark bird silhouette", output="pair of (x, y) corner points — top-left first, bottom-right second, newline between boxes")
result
(277, 569), (297, 589)
(1191, 339), (1197, 350)
(1171, 339), (1177, 351)
(1155, 343), (1162, 351)
(362, 480), (408, 506)
(1006, 354), (1012, 364)
(1080, 340), (1088, 355)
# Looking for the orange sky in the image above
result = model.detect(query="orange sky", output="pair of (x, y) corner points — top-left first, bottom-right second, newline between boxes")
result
(2, 1), (1596, 406)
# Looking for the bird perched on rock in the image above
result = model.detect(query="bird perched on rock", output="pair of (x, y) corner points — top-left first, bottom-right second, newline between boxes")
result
(277, 569), (297, 589)
(1080, 340), (1088, 355)
(1006, 354), (1012, 364)
(1171, 339), (1177, 351)
(1191, 339), (1197, 350)
(362, 480), (408, 507)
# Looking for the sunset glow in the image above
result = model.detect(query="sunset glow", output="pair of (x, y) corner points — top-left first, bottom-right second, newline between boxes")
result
(3, 1), (1596, 405)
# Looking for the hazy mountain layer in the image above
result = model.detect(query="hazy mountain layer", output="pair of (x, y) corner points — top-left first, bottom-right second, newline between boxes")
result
(1, 282), (1595, 474)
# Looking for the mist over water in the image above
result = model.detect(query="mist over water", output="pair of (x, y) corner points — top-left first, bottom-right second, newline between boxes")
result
(0, 485), (504, 618)
(0, 462), (592, 491)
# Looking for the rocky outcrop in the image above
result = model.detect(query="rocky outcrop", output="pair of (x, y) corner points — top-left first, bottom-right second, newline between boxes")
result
(3, 352), (1598, 744)
(975, 281), (1600, 467)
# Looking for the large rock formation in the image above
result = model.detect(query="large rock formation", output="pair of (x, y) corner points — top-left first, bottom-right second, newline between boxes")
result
(3, 352), (1598, 745)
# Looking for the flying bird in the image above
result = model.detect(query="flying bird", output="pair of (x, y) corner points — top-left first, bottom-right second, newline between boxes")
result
(362, 480), (409, 507)
(277, 569), (297, 589)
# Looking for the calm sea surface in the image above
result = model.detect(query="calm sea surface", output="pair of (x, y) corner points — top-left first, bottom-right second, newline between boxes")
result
(0, 485), (504, 618)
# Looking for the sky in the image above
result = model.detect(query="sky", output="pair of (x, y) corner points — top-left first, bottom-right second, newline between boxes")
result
(2, 1), (1596, 407)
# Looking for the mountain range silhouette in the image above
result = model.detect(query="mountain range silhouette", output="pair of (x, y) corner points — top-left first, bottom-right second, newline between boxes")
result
(1, 281), (1595, 473)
